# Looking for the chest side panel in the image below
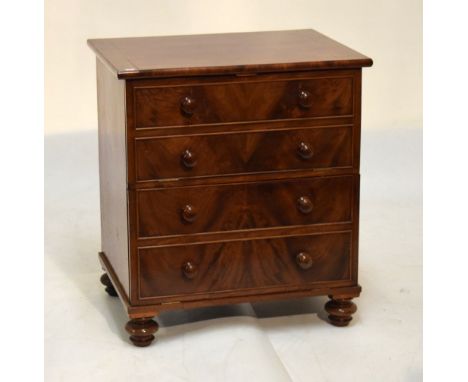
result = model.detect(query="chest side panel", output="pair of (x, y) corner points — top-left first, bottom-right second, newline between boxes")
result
(97, 59), (130, 296)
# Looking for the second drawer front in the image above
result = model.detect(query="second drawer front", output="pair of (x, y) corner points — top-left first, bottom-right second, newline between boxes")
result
(138, 232), (352, 299)
(135, 126), (353, 181)
(137, 176), (354, 238)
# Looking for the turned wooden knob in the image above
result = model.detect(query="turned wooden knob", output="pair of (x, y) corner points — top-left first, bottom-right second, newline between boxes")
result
(181, 148), (197, 168)
(180, 95), (197, 115)
(298, 89), (312, 109)
(297, 196), (313, 214)
(297, 141), (314, 159)
(295, 252), (314, 270)
(182, 261), (198, 279)
(181, 204), (197, 223)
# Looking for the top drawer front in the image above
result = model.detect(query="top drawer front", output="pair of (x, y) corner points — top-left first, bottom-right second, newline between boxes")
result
(133, 75), (354, 128)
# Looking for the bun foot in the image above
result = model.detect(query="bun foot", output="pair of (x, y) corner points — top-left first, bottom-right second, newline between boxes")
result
(125, 318), (159, 347)
(325, 296), (357, 327)
(100, 273), (118, 297)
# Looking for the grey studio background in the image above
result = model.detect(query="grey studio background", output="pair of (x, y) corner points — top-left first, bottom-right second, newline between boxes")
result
(45, 1), (422, 381)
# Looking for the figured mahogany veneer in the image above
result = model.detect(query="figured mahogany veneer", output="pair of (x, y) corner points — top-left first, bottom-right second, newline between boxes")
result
(136, 176), (354, 238)
(138, 232), (352, 300)
(133, 75), (353, 128)
(135, 125), (353, 181)
(89, 29), (372, 347)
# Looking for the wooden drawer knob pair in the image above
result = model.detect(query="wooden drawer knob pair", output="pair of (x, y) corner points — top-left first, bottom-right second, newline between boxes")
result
(182, 142), (313, 169)
(182, 252), (313, 280)
(182, 197), (313, 223)
(181, 90), (312, 116)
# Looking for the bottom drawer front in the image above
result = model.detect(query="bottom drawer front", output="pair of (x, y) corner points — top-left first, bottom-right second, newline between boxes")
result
(138, 232), (352, 299)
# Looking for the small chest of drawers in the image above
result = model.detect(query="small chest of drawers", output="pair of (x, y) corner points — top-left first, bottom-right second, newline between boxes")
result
(88, 29), (372, 347)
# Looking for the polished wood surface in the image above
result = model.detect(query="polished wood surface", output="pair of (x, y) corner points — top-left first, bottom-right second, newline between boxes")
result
(135, 125), (353, 181)
(91, 29), (372, 346)
(132, 74), (353, 128)
(87, 29), (372, 79)
(136, 176), (354, 238)
(125, 317), (159, 347)
(325, 295), (358, 326)
(96, 59), (130, 295)
(138, 232), (351, 300)
(99, 251), (361, 319)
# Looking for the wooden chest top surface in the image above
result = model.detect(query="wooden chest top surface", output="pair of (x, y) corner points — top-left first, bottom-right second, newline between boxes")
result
(87, 29), (372, 79)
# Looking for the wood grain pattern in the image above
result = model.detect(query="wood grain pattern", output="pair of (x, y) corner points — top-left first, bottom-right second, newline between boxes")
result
(135, 222), (354, 248)
(90, 30), (372, 346)
(138, 232), (352, 300)
(132, 114), (355, 139)
(133, 75), (353, 128)
(136, 175), (354, 238)
(96, 59), (130, 295)
(87, 29), (372, 79)
(125, 317), (159, 347)
(325, 295), (357, 326)
(100, 248), (361, 318)
(135, 125), (353, 181)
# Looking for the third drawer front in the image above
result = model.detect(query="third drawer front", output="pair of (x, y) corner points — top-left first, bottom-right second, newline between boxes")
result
(135, 126), (353, 181)
(136, 175), (354, 238)
(138, 231), (352, 299)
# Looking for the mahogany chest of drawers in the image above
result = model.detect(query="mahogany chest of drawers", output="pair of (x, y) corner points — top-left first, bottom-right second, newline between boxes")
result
(88, 29), (372, 347)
